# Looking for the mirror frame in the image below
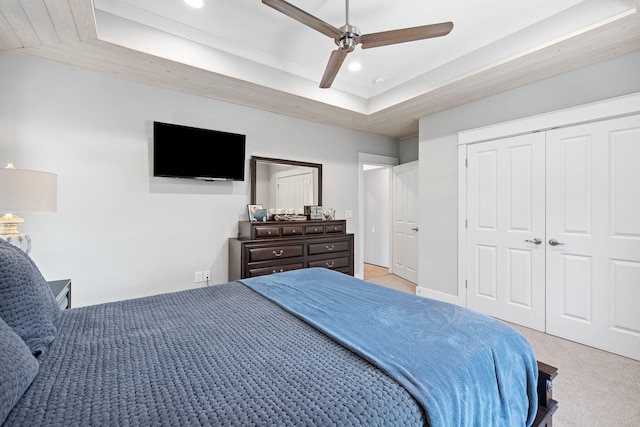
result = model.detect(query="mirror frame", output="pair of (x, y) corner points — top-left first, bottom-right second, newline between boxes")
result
(250, 156), (322, 206)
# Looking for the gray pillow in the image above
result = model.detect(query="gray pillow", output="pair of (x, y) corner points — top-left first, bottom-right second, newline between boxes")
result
(0, 239), (60, 357)
(0, 315), (39, 424)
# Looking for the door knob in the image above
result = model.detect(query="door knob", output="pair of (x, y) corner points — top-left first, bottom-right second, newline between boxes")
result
(548, 239), (565, 246)
(525, 238), (542, 245)
(411, 227), (419, 232)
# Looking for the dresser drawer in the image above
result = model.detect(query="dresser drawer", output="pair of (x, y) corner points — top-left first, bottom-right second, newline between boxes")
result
(304, 225), (325, 234)
(248, 263), (304, 277)
(248, 245), (304, 262)
(238, 220), (346, 239)
(308, 256), (350, 270)
(254, 226), (281, 238)
(281, 225), (304, 236)
(325, 223), (345, 233)
(308, 240), (350, 255)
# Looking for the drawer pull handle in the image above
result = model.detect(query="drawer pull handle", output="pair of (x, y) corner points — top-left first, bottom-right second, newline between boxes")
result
(273, 250), (284, 257)
(314, 228), (318, 232)
(272, 269), (284, 273)
(292, 230), (296, 233)
(326, 245), (335, 251)
(326, 261), (335, 268)
(267, 231), (272, 235)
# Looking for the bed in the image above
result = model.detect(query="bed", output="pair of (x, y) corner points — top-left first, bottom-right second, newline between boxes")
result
(0, 239), (557, 426)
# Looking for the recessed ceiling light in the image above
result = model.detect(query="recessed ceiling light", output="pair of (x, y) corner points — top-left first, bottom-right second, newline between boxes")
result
(348, 62), (362, 72)
(184, 0), (204, 8)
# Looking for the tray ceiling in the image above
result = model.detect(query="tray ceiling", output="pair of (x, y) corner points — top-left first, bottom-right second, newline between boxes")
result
(1, 0), (639, 139)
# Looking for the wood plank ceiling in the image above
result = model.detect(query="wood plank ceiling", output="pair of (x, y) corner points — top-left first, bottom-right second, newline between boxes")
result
(1, 0), (640, 139)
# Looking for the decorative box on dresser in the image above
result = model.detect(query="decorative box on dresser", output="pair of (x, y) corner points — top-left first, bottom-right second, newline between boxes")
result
(229, 220), (354, 281)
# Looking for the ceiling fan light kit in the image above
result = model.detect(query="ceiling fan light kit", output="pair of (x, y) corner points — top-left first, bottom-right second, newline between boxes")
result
(262, 0), (453, 89)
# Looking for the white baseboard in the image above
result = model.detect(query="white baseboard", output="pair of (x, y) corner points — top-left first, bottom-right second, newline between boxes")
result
(416, 286), (465, 307)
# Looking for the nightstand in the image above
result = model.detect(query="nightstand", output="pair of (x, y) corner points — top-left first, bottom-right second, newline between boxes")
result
(48, 279), (71, 310)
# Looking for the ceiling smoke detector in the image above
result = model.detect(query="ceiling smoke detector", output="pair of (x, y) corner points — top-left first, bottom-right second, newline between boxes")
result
(373, 76), (386, 85)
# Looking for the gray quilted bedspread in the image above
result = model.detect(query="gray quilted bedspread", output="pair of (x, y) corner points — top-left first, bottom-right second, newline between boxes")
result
(4, 282), (425, 426)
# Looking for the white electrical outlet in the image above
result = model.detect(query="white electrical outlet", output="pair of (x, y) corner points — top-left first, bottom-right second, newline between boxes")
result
(195, 271), (203, 283)
(203, 270), (210, 281)
(346, 210), (353, 219)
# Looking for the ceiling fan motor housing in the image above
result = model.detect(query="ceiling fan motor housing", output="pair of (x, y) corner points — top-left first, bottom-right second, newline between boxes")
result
(336, 24), (360, 51)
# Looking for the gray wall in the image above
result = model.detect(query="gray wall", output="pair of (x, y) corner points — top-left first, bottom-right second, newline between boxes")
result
(399, 136), (418, 163)
(418, 50), (640, 296)
(0, 53), (398, 307)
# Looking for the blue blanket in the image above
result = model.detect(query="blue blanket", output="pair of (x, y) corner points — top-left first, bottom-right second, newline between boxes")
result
(241, 268), (539, 427)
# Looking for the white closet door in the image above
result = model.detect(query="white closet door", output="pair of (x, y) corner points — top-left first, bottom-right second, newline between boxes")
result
(466, 133), (546, 331)
(546, 114), (640, 361)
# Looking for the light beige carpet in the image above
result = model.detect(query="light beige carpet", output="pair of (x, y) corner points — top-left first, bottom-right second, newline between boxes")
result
(365, 270), (640, 427)
(511, 323), (640, 427)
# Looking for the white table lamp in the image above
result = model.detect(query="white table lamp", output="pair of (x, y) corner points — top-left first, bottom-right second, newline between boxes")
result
(0, 163), (57, 254)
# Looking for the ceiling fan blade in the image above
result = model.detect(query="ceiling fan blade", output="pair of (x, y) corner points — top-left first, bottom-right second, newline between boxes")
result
(319, 48), (349, 88)
(358, 22), (453, 49)
(262, 0), (341, 39)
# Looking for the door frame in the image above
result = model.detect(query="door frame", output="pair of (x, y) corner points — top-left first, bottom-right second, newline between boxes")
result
(358, 153), (399, 279)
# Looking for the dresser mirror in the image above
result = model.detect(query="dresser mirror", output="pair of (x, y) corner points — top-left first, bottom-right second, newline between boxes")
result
(250, 156), (322, 212)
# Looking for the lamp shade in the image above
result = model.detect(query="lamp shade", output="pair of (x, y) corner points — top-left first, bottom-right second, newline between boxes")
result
(0, 167), (57, 213)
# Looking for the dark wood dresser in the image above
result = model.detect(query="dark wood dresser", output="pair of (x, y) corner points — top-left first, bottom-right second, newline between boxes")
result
(228, 220), (354, 280)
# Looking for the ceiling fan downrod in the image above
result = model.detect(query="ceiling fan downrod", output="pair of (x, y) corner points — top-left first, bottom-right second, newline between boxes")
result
(337, 0), (359, 51)
(345, 0), (350, 25)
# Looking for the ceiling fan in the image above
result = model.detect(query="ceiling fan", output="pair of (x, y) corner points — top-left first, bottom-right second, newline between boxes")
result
(262, 0), (453, 89)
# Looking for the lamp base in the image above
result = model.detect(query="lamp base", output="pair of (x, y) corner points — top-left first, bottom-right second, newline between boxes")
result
(0, 214), (31, 254)
(0, 233), (31, 254)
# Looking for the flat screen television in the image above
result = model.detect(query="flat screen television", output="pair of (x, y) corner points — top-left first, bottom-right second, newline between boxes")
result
(153, 121), (246, 181)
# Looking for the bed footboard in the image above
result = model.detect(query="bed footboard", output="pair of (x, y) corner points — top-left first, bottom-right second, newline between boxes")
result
(533, 361), (558, 427)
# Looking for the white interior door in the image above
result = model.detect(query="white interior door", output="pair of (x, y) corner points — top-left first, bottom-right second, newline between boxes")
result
(392, 161), (419, 283)
(466, 133), (546, 331)
(546, 114), (640, 361)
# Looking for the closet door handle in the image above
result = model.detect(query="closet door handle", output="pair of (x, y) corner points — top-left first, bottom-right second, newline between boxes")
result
(548, 239), (565, 246)
(525, 238), (542, 245)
